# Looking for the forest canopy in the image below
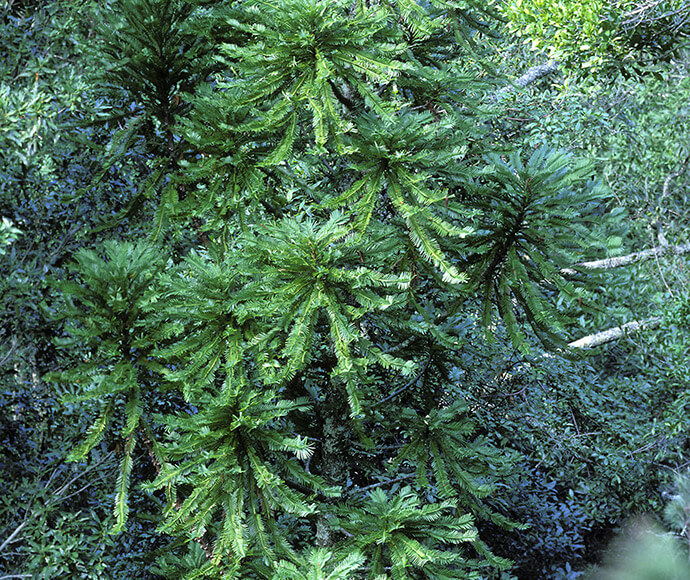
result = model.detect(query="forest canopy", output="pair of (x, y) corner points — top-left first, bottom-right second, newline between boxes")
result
(1, 0), (690, 578)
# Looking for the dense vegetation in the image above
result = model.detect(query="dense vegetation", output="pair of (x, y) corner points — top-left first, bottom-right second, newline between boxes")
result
(1, 0), (689, 578)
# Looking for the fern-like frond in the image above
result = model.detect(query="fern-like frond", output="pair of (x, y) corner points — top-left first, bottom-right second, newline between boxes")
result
(465, 145), (611, 350)
(335, 486), (476, 576)
(111, 433), (136, 534)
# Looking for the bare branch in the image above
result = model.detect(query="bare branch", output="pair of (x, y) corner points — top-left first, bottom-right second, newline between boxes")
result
(513, 61), (560, 87)
(0, 521), (28, 553)
(373, 356), (432, 408)
(498, 60), (560, 94)
(0, 336), (19, 368)
(568, 316), (662, 349)
(621, 0), (690, 30)
(659, 155), (690, 209)
(356, 474), (416, 493)
(561, 242), (690, 275)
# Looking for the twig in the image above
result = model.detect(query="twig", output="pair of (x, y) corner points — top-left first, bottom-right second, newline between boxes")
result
(51, 453), (115, 499)
(355, 474), (415, 493)
(372, 357), (431, 408)
(485, 384), (529, 398)
(658, 156), (690, 214)
(621, 0), (690, 28)
(568, 406), (580, 436)
(0, 337), (18, 367)
(46, 222), (82, 268)
(383, 335), (418, 354)
(651, 226), (674, 297)
(0, 522), (28, 553)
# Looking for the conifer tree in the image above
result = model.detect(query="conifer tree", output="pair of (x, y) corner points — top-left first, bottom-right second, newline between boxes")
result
(53, 0), (615, 577)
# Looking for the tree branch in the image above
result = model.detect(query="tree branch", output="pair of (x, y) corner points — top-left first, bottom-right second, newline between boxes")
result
(328, 79), (357, 110)
(513, 61), (560, 87)
(372, 356), (432, 408)
(568, 316), (662, 349)
(498, 60), (560, 94)
(0, 522), (28, 554)
(355, 474), (415, 493)
(561, 242), (690, 275)
(659, 155), (690, 209)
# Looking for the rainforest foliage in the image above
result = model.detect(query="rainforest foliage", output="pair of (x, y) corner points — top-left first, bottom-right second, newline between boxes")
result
(1, 0), (690, 578)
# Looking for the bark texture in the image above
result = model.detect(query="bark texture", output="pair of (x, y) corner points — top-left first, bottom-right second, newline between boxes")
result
(568, 316), (663, 349)
(562, 243), (690, 276)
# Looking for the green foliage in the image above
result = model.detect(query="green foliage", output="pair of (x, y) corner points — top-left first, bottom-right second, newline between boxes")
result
(574, 474), (690, 579)
(48, 241), (168, 532)
(0, 454), (157, 579)
(524, 73), (690, 215)
(501, 0), (624, 72)
(501, 0), (690, 77)
(466, 146), (607, 350)
(0, 372), (164, 578)
(0, 0), (95, 179)
(462, 337), (690, 578)
(49, 0), (627, 571)
(217, 0), (404, 148)
(328, 110), (473, 283)
(99, 0), (212, 123)
(492, 51), (690, 342)
(241, 213), (412, 412)
(589, 523), (690, 580)
(665, 471), (690, 544)
(6, 0), (688, 576)
(334, 487), (480, 579)
(391, 402), (516, 519)
(0, 216), (20, 255)
(150, 387), (331, 566)
(271, 549), (366, 580)
(668, 290), (690, 328)
(93, 0), (218, 149)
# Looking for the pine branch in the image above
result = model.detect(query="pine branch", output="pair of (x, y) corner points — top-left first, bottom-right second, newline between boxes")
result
(561, 242), (690, 275)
